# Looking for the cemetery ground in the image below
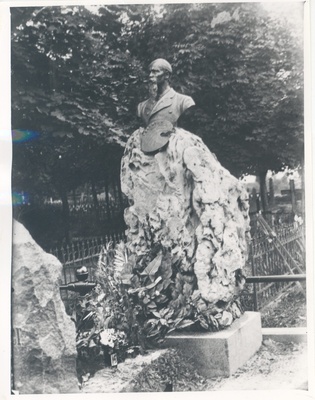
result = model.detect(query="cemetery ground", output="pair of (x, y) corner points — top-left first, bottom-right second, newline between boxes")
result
(80, 284), (308, 392)
(53, 214), (307, 393)
(12, 180), (306, 393)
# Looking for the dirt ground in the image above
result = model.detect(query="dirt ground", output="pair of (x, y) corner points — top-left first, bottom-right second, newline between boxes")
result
(81, 285), (309, 393)
(81, 350), (168, 393)
(207, 340), (308, 391)
(81, 339), (308, 393)
(260, 285), (306, 328)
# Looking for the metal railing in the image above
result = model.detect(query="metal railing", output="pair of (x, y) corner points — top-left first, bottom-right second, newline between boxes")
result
(242, 219), (305, 310)
(50, 232), (126, 300)
(52, 223), (304, 311)
(246, 274), (306, 284)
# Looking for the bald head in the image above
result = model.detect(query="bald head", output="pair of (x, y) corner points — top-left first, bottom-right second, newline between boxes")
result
(149, 59), (172, 74)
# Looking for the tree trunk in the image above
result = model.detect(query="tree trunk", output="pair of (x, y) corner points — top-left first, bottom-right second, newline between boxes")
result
(268, 177), (275, 209)
(72, 189), (77, 207)
(249, 188), (258, 235)
(60, 188), (71, 244)
(91, 178), (100, 220)
(259, 170), (271, 224)
(268, 177), (275, 226)
(300, 162), (305, 219)
(91, 179), (99, 209)
(117, 179), (124, 212)
(112, 177), (118, 206)
(289, 179), (297, 214)
(104, 176), (111, 221)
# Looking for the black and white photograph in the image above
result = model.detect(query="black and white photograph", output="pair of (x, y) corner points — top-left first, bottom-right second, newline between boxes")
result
(0, 0), (314, 397)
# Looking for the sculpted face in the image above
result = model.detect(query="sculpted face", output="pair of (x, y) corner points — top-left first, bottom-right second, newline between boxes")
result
(149, 61), (169, 86)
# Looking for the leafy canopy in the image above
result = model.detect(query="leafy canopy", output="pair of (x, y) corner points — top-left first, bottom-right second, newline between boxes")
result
(12, 3), (303, 200)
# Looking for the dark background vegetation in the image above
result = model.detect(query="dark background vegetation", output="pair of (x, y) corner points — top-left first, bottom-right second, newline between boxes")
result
(11, 3), (304, 248)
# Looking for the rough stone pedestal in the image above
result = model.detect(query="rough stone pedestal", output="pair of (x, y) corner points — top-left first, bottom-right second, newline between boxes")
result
(164, 312), (262, 378)
(12, 220), (79, 394)
(121, 128), (251, 328)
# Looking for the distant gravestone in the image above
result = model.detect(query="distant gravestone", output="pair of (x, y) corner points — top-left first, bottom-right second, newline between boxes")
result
(11, 220), (78, 394)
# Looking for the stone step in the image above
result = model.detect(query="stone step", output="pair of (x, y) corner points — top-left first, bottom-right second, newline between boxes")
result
(262, 327), (307, 343)
(163, 311), (262, 378)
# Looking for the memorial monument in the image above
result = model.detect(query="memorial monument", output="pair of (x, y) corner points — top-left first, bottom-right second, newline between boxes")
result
(119, 59), (262, 378)
(121, 59), (252, 331)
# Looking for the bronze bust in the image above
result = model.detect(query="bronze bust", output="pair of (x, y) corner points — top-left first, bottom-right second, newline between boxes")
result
(137, 59), (195, 153)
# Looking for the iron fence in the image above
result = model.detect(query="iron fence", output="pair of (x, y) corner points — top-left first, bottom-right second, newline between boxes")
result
(241, 223), (305, 310)
(50, 231), (126, 286)
(52, 223), (305, 311)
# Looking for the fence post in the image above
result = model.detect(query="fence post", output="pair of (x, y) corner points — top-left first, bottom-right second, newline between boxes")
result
(290, 179), (297, 214)
(250, 250), (258, 311)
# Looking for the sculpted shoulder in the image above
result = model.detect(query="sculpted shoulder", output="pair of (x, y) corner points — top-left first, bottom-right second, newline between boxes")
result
(136, 100), (149, 119)
(173, 91), (195, 114)
(137, 89), (195, 128)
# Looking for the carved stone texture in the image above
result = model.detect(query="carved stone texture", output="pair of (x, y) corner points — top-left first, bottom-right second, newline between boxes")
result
(121, 128), (251, 322)
(11, 220), (78, 394)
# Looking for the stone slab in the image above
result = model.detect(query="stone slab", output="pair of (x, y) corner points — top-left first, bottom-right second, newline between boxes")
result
(12, 220), (78, 394)
(262, 327), (307, 343)
(163, 311), (262, 378)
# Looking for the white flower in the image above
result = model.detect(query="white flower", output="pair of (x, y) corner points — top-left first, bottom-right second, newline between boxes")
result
(100, 329), (117, 348)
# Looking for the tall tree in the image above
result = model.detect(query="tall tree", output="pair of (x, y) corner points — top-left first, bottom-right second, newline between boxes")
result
(139, 3), (303, 175)
(12, 3), (304, 232)
(128, 3), (303, 212)
(11, 5), (145, 240)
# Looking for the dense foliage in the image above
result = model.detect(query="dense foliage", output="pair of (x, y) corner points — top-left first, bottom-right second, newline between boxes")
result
(11, 3), (304, 239)
(71, 238), (244, 380)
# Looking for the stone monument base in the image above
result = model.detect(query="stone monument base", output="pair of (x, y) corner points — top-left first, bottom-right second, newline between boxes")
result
(163, 311), (262, 378)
